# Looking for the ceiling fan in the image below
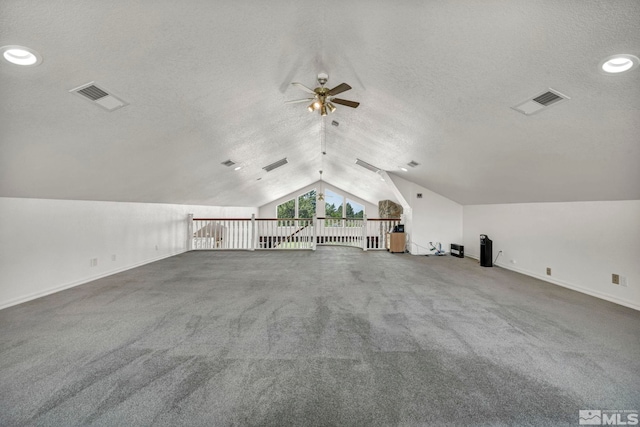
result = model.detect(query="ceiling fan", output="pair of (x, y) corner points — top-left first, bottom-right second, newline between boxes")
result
(285, 72), (359, 116)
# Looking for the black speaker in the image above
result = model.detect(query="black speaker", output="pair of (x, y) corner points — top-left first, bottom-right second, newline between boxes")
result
(480, 234), (493, 267)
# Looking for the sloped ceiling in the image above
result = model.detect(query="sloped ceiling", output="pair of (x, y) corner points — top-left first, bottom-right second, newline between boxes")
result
(1, 0), (639, 207)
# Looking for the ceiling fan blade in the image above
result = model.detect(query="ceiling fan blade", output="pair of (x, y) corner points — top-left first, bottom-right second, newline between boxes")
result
(327, 83), (352, 96)
(331, 98), (360, 108)
(284, 98), (315, 104)
(291, 82), (316, 94)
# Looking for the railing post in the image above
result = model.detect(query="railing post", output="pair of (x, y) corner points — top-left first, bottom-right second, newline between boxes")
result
(312, 215), (317, 251)
(362, 214), (368, 251)
(187, 213), (194, 251)
(250, 214), (256, 251)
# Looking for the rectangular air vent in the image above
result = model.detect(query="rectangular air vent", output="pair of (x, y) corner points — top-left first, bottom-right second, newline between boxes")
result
(78, 85), (108, 101)
(355, 159), (381, 173)
(221, 159), (236, 167)
(69, 82), (128, 112)
(407, 161), (419, 168)
(533, 91), (563, 106)
(263, 158), (288, 172)
(512, 88), (570, 115)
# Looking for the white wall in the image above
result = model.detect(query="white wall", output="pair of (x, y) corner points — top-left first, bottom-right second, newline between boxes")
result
(0, 197), (257, 310)
(463, 201), (640, 310)
(388, 174), (463, 255)
(258, 181), (380, 218)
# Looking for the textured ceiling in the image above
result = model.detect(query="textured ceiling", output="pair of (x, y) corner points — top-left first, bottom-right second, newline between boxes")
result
(1, 0), (639, 207)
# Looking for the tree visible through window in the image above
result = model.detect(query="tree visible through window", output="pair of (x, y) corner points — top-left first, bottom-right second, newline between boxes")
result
(277, 199), (295, 225)
(346, 199), (364, 218)
(324, 190), (343, 219)
(276, 190), (316, 226)
(297, 190), (316, 219)
(277, 189), (363, 227)
(324, 189), (343, 226)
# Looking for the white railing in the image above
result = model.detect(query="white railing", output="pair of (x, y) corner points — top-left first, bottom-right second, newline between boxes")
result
(366, 218), (402, 250)
(189, 215), (400, 251)
(192, 218), (252, 250)
(316, 217), (364, 248)
(256, 218), (314, 249)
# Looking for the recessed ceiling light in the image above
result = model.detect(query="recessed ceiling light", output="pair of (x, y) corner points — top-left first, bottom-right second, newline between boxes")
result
(400, 167), (408, 172)
(600, 54), (639, 74)
(234, 166), (242, 171)
(1, 45), (42, 66)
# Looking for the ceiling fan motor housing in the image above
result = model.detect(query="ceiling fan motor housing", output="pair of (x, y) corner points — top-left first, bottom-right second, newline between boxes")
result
(317, 72), (328, 86)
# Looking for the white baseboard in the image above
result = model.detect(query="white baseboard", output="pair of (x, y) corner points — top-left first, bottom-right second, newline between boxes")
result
(0, 250), (187, 311)
(465, 253), (639, 311)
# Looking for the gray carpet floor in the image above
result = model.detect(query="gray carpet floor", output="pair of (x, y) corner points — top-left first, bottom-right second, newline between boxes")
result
(0, 247), (638, 426)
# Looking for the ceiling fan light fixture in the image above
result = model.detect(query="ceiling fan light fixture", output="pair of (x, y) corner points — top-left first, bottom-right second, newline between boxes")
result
(291, 74), (359, 115)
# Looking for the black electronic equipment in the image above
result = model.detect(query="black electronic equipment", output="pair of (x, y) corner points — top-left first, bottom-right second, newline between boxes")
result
(393, 224), (404, 233)
(480, 234), (493, 267)
(450, 243), (464, 258)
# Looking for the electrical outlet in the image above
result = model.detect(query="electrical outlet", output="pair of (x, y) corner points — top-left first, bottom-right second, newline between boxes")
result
(155, 245), (159, 251)
(89, 258), (98, 267)
(546, 267), (551, 276)
(111, 254), (116, 261)
(620, 276), (628, 287)
(612, 274), (620, 285)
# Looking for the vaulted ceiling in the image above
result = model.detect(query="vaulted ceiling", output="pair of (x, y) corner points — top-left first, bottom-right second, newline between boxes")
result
(1, 1), (639, 207)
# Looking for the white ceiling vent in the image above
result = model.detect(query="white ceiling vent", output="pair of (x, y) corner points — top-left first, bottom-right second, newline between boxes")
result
(263, 158), (288, 172)
(512, 88), (570, 115)
(69, 82), (128, 112)
(407, 160), (419, 168)
(355, 158), (381, 173)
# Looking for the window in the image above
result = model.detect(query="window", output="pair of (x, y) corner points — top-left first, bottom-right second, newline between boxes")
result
(325, 190), (343, 219)
(324, 189), (343, 226)
(276, 190), (316, 226)
(297, 189), (316, 219)
(346, 199), (364, 218)
(276, 199), (295, 226)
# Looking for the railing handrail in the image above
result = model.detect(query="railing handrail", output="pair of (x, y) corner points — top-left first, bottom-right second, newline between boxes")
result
(194, 217), (400, 221)
(317, 217), (400, 221)
(317, 217), (356, 220)
(193, 217), (252, 221)
(255, 218), (313, 221)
